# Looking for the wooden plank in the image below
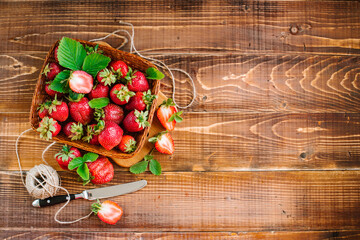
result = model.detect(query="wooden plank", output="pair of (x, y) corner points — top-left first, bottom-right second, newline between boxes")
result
(2, 230), (360, 240)
(1, 171), (360, 231)
(1, 53), (360, 113)
(3, 112), (360, 171)
(0, 0), (359, 55)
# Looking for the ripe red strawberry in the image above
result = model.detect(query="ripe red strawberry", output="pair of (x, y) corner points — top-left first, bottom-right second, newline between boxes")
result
(122, 110), (150, 132)
(119, 135), (137, 153)
(37, 117), (61, 140)
(91, 200), (123, 225)
(54, 145), (81, 170)
(157, 98), (183, 131)
(98, 121), (124, 150)
(45, 83), (63, 98)
(149, 131), (175, 155)
(82, 123), (103, 145)
(109, 84), (135, 105)
(63, 122), (84, 141)
(69, 70), (93, 94)
(97, 69), (117, 86)
(109, 60), (128, 79)
(89, 84), (109, 100)
(54, 46), (59, 62)
(125, 90), (157, 111)
(42, 63), (61, 80)
(127, 71), (149, 92)
(87, 156), (114, 184)
(47, 97), (69, 122)
(95, 104), (124, 125)
(69, 97), (94, 125)
(37, 101), (51, 119)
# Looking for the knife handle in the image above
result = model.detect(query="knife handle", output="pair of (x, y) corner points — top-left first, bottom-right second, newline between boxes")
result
(32, 194), (76, 207)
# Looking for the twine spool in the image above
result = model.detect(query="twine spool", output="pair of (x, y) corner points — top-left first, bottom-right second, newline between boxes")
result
(25, 164), (60, 199)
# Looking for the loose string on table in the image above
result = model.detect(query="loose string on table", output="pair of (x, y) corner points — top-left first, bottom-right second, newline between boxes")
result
(16, 128), (92, 224)
(89, 21), (197, 109)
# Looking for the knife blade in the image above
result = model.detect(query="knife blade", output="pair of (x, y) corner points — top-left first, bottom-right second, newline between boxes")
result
(32, 180), (147, 207)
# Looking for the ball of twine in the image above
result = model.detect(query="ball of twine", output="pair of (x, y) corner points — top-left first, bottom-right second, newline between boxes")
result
(25, 164), (60, 199)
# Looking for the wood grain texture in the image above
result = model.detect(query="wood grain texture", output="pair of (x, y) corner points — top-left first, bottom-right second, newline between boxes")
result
(1, 53), (360, 113)
(1, 171), (360, 231)
(1, 0), (360, 236)
(2, 230), (360, 240)
(0, 0), (359, 55)
(3, 112), (360, 171)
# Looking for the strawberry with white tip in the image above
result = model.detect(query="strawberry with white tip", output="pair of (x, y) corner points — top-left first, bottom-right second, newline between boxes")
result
(69, 70), (94, 94)
(91, 200), (123, 225)
(157, 98), (183, 131)
(149, 131), (175, 155)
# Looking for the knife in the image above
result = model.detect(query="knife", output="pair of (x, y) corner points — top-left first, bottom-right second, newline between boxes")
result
(32, 180), (147, 207)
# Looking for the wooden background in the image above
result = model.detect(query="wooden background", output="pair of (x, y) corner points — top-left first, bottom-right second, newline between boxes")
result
(1, 0), (360, 239)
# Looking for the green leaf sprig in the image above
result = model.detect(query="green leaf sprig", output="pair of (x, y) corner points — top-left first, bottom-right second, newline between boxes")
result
(50, 37), (111, 95)
(68, 152), (99, 184)
(146, 67), (164, 80)
(88, 97), (110, 109)
(129, 150), (162, 176)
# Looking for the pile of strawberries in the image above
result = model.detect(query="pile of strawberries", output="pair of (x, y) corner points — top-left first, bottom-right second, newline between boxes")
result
(37, 37), (159, 153)
(37, 37), (183, 182)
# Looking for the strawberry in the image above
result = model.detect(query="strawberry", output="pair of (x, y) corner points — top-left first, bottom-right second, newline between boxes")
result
(122, 110), (150, 132)
(125, 90), (157, 111)
(91, 200), (123, 225)
(97, 69), (117, 86)
(36, 117), (61, 140)
(109, 60), (128, 79)
(69, 97), (94, 125)
(42, 63), (61, 80)
(149, 131), (175, 155)
(45, 83), (63, 98)
(37, 101), (51, 119)
(98, 121), (124, 150)
(95, 104), (124, 125)
(87, 156), (114, 184)
(69, 70), (93, 94)
(126, 70), (149, 92)
(54, 145), (81, 170)
(89, 83), (109, 100)
(63, 122), (84, 141)
(157, 98), (183, 131)
(119, 135), (137, 153)
(47, 96), (69, 122)
(54, 46), (59, 62)
(109, 84), (135, 105)
(82, 121), (104, 145)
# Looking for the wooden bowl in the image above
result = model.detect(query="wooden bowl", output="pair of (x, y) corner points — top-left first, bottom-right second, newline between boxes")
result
(29, 39), (160, 160)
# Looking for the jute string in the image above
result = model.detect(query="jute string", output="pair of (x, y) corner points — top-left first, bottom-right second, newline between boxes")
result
(89, 21), (197, 109)
(16, 129), (92, 224)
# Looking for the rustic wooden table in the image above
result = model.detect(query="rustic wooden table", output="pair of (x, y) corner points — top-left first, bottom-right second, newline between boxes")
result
(1, 0), (360, 239)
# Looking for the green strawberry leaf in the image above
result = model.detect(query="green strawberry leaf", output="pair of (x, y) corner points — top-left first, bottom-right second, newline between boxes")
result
(68, 90), (84, 102)
(49, 70), (71, 93)
(168, 111), (183, 123)
(57, 37), (87, 70)
(77, 163), (90, 181)
(129, 160), (148, 174)
(88, 97), (110, 109)
(146, 67), (164, 80)
(149, 159), (162, 176)
(82, 53), (111, 78)
(144, 154), (154, 161)
(83, 152), (99, 162)
(68, 157), (84, 170)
